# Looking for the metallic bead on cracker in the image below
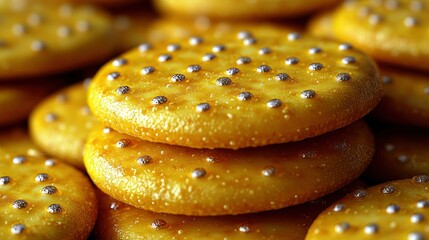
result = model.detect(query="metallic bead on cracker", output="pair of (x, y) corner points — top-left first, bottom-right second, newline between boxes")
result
(385, 204), (400, 214)
(239, 225), (251, 233)
(287, 32), (302, 41)
(202, 53), (216, 61)
(336, 73), (352, 82)
(158, 54), (172, 62)
(212, 44), (226, 52)
(259, 47), (271, 55)
(257, 65), (271, 73)
(364, 224), (378, 234)
(152, 96), (168, 105)
(116, 139), (132, 148)
(191, 168), (206, 178)
(42, 186), (58, 194)
(189, 36), (203, 45)
(261, 166), (276, 177)
(416, 200), (429, 208)
(342, 56), (356, 64)
(238, 92), (252, 101)
(0, 176), (11, 185)
(243, 37), (257, 45)
(397, 153), (409, 162)
(76, 20), (91, 32)
(28, 13), (43, 25)
(333, 203), (345, 212)
(11, 224), (25, 234)
(309, 63), (324, 71)
(187, 65), (201, 73)
(216, 77), (232, 86)
(171, 74), (186, 82)
(138, 43), (152, 52)
(141, 66), (155, 75)
(167, 44), (181, 52)
(410, 213), (425, 223)
(31, 40), (46, 52)
(276, 73), (290, 81)
(12, 199), (28, 209)
(137, 155), (152, 165)
(110, 202), (119, 210)
(112, 58), (128, 67)
(369, 14), (383, 25)
(47, 204), (63, 213)
(13, 155), (26, 164)
(45, 159), (57, 166)
(267, 99), (282, 108)
(116, 86), (131, 95)
(236, 57), (251, 64)
(404, 16), (419, 27)
(410, 1), (424, 11)
(413, 175), (429, 183)
(45, 113), (58, 122)
(408, 232), (425, 240)
(151, 219), (167, 229)
(35, 173), (49, 182)
(226, 67), (240, 75)
(237, 31), (252, 40)
(285, 57), (299, 65)
(107, 72), (120, 81)
(339, 43), (354, 51)
(196, 103), (210, 112)
(335, 222), (350, 233)
(309, 47), (322, 54)
(57, 26), (72, 38)
(381, 184), (396, 194)
(353, 189), (368, 198)
(300, 90), (316, 99)
(12, 23), (27, 36)
(206, 156), (216, 163)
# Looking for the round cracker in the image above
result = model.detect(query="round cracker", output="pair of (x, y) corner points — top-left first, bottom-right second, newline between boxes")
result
(371, 66), (429, 128)
(306, 176), (429, 240)
(154, 0), (342, 19)
(84, 120), (374, 216)
(0, 1), (115, 80)
(0, 152), (97, 239)
(0, 127), (45, 158)
(331, 0), (429, 72)
(364, 124), (429, 183)
(94, 180), (367, 239)
(88, 30), (381, 149)
(30, 81), (100, 170)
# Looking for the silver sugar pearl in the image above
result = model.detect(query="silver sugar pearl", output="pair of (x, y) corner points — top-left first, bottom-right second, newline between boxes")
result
(339, 43), (353, 51)
(276, 73), (290, 81)
(45, 113), (57, 122)
(138, 43), (152, 52)
(287, 32), (302, 41)
(0, 176), (11, 185)
(28, 13), (43, 25)
(171, 74), (186, 82)
(261, 166), (276, 177)
(151, 219), (167, 229)
(103, 127), (112, 134)
(137, 155), (152, 165)
(226, 68), (240, 75)
(12, 24), (27, 36)
(410, 213), (425, 223)
(237, 31), (252, 39)
(116, 139), (131, 148)
(335, 222), (350, 233)
(42, 186), (58, 194)
(369, 14), (383, 25)
(191, 168), (207, 178)
(76, 20), (91, 32)
(309, 47), (322, 54)
(257, 65), (271, 73)
(31, 40), (46, 52)
(381, 184), (396, 194)
(267, 99), (282, 108)
(417, 200), (429, 208)
(202, 53), (216, 61)
(107, 72), (120, 81)
(216, 77), (232, 86)
(189, 36), (203, 45)
(13, 155), (26, 164)
(35, 173), (49, 182)
(353, 189), (368, 198)
(382, 75), (393, 84)
(238, 92), (252, 101)
(386, 204), (400, 214)
(413, 175), (429, 183)
(336, 73), (352, 82)
(110, 202), (119, 210)
(410, 1), (424, 11)
(167, 43), (181, 52)
(285, 57), (299, 65)
(116, 86), (130, 95)
(158, 54), (172, 62)
(152, 96), (168, 105)
(112, 58), (128, 67)
(187, 65), (201, 73)
(236, 57), (251, 65)
(333, 203), (345, 212)
(404, 16), (419, 27)
(44, 159), (56, 166)
(309, 63), (324, 71)
(364, 224), (378, 234)
(11, 224), (25, 234)
(243, 37), (257, 45)
(397, 154), (409, 162)
(239, 225), (251, 233)
(408, 232), (425, 240)
(47, 204), (62, 213)
(259, 47), (271, 55)
(342, 56), (356, 64)
(141, 66), (155, 75)
(212, 44), (226, 52)
(206, 156), (216, 163)
(12, 199), (28, 209)
(300, 90), (316, 99)
(57, 25), (72, 38)
(196, 103), (210, 112)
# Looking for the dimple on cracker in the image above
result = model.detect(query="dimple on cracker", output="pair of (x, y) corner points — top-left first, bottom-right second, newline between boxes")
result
(0, 1), (115, 80)
(84, 120), (374, 216)
(306, 176), (429, 240)
(88, 29), (381, 149)
(0, 151), (97, 239)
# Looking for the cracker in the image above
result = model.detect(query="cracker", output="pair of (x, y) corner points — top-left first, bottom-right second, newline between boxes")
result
(0, 152), (97, 239)
(331, 0), (429, 71)
(84, 120), (374, 216)
(30, 81), (100, 170)
(306, 176), (429, 239)
(0, 1), (115, 79)
(88, 30), (381, 149)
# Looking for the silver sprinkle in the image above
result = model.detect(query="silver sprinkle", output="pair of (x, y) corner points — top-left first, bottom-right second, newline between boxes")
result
(410, 1), (424, 11)
(386, 204), (400, 214)
(171, 74), (186, 82)
(397, 154), (409, 162)
(0, 176), (11, 185)
(259, 47), (271, 55)
(189, 36), (203, 45)
(226, 68), (240, 75)
(12, 200), (28, 209)
(192, 168), (207, 178)
(158, 54), (172, 62)
(267, 99), (282, 108)
(236, 57), (251, 65)
(11, 224), (25, 234)
(116, 139), (131, 148)
(107, 72), (120, 81)
(285, 57), (299, 65)
(381, 185), (396, 194)
(417, 200), (429, 208)
(309, 47), (322, 54)
(152, 96), (168, 105)
(369, 14), (383, 25)
(167, 43), (181, 52)
(202, 53), (216, 61)
(57, 25), (72, 37)
(276, 73), (290, 81)
(216, 77), (232, 86)
(141, 66), (155, 75)
(410, 213), (425, 223)
(116, 86), (130, 95)
(76, 20), (91, 32)
(196, 103), (210, 112)
(12, 24), (27, 35)
(237, 31), (252, 39)
(31, 40), (46, 52)
(238, 92), (252, 101)
(408, 232), (425, 240)
(257, 65), (271, 73)
(339, 43), (353, 51)
(212, 44), (226, 52)
(309, 63), (324, 70)
(335, 222), (350, 233)
(138, 43), (152, 52)
(333, 203), (345, 212)
(42, 186), (57, 194)
(45, 113), (57, 122)
(239, 225), (251, 233)
(112, 58), (128, 67)
(287, 32), (302, 41)
(364, 224), (378, 234)
(404, 16), (419, 27)
(103, 127), (112, 134)
(385, 0), (400, 9)
(300, 90), (316, 99)
(243, 37), (257, 45)
(151, 219), (167, 229)
(382, 76), (393, 84)
(45, 159), (56, 166)
(353, 189), (367, 198)
(28, 13), (43, 25)
(413, 175), (429, 183)
(342, 56), (356, 64)
(47, 204), (62, 213)
(137, 155), (152, 165)
(110, 202), (119, 210)
(13, 155), (26, 164)
(336, 73), (352, 82)
(206, 157), (216, 163)
(187, 65), (201, 73)
(35, 173), (49, 182)
(261, 166), (276, 177)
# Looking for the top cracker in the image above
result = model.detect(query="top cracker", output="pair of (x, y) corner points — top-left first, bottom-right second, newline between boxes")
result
(88, 29), (382, 149)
